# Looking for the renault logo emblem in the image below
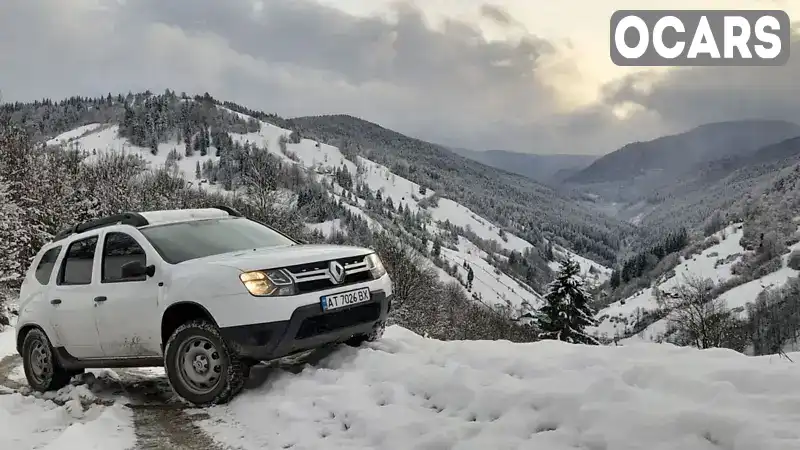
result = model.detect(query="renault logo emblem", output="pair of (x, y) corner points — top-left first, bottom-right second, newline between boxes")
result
(329, 261), (345, 284)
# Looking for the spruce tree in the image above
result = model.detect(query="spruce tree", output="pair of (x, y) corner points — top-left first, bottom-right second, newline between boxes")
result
(536, 258), (599, 345)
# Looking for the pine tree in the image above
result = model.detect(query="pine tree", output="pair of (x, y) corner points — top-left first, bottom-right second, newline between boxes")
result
(467, 266), (474, 291)
(536, 258), (599, 345)
(432, 239), (441, 258)
(195, 160), (201, 179)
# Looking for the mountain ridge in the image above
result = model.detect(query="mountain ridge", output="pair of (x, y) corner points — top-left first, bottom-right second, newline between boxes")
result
(449, 147), (596, 184)
(568, 119), (800, 185)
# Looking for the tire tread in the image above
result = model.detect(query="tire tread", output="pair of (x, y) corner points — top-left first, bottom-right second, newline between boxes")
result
(164, 319), (245, 406)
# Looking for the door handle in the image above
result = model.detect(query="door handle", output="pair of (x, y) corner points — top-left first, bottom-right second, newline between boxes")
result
(50, 299), (61, 305)
(94, 296), (107, 303)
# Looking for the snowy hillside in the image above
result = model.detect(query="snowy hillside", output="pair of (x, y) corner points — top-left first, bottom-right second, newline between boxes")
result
(46, 105), (608, 314)
(3, 322), (800, 449)
(592, 223), (800, 344)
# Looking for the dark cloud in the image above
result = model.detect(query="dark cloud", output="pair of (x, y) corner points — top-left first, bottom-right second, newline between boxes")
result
(480, 4), (513, 25)
(601, 28), (800, 134)
(2, 0), (794, 156)
(0, 0), (588, 153)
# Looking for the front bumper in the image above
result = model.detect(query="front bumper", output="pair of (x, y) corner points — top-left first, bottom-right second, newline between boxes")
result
(220, 290), (391, 361)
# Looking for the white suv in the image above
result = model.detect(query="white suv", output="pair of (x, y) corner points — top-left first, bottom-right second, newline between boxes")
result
(15, 207), (392, 405)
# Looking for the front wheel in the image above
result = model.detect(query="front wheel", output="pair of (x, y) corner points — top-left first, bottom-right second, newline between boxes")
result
(164, 319), (246, 406)
(21, 328), (73, 392)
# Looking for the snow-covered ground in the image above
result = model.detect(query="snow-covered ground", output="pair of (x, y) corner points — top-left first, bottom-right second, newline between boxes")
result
(4, 320), (800, 448)
(45, 123), (104, 146)
(195, 326), (800, 449)
(0, 322), (137, 449)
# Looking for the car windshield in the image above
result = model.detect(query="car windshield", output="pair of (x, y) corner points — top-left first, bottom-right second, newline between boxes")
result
(139, 217), (296, 264)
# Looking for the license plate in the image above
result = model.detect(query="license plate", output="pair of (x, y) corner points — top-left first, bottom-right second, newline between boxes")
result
(320, 287), (371, 311)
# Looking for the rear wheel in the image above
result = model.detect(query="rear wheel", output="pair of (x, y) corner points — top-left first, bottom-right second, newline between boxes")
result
(345, 320), (385, 347)
(164, 319), (246, 406)
(21, 329), (73, 392)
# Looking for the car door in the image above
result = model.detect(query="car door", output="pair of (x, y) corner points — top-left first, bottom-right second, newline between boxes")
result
(48, 235), (104, 359)
(94, 230), (163, 358)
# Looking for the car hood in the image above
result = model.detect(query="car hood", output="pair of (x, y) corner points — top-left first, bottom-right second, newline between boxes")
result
(188, 244), (374, 272)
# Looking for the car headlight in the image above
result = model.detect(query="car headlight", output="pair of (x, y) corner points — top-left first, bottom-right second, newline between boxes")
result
(365, 253), (386, 279)
(239, 269), (297, 296)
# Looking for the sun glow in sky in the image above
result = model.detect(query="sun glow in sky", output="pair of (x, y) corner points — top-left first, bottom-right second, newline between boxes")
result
(315, 0), (797, 112)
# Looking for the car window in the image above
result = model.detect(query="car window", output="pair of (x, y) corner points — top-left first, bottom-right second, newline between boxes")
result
(58, 236), (98, 285)
(102, 232), (147, 283)
(140, 217), (296, 264)
(35, 246), (62, 285)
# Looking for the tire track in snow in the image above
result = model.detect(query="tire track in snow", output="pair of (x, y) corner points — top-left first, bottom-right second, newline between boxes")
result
(97, 368), (230, 450)
(0, 355), (229, 449)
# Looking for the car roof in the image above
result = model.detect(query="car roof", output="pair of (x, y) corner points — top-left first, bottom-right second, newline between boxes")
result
(50, 207), (241, 244)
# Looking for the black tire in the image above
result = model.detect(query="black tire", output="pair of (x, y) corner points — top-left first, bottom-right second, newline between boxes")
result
(164, 319), (246, 406)
(345, 320), (386, 347)
(21, 328), (73, 392)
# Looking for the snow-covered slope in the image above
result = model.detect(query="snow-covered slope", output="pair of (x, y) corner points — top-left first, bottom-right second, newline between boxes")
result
(593, 223), (800, 343)
(5, 311), (800, 449)
(549, 245), (612, 288)
(48, 106), (610, 313)
(440, 237), (543, 310)
(191, 327), (800, 449)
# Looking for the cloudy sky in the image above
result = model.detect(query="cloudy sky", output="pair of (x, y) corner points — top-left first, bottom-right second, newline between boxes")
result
(0, 0), (798, 155)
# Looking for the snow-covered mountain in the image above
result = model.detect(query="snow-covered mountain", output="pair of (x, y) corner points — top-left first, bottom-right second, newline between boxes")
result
(592, 222), (800, 350)
(43, 104), (609, 316)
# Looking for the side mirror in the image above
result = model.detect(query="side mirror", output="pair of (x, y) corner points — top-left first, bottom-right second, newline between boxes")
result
(120, 261), (156, 279)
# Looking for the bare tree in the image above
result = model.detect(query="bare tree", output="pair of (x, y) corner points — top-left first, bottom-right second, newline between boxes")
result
(241, 145), (280, 213)
(655, 275), (737, 349)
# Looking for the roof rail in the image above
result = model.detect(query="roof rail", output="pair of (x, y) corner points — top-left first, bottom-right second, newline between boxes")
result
(213, 205), (242, 217)
(52, 212), (150, 241)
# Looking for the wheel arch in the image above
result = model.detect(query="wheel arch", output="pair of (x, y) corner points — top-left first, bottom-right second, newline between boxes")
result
(16, 323), (51, 355)
(161, 302), (218, 351)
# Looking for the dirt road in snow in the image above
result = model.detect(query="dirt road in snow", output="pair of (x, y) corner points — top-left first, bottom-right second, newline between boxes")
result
(0, 341), (338, 450)
(0, 354), (228, 449)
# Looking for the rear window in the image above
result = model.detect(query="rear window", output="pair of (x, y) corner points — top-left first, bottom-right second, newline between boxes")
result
(35, 246), (62, 285)
(139, 218), (296, 264)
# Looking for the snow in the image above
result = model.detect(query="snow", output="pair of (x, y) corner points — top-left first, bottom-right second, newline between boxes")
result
(593, 224), (800, 344)
(307, 219), (345, 238)
(0, 322), (16, 357)
(63, 125), (227, 195)
(719, 241), (800, 311)
(0, 324), (137, 449)
(355, 157), (431, 213)
(440, 237), (543, 312)
(5, 312), (800, 449)
(196, 326), (800, 450)
(549, 245), (612, 287)
(428, 198), (532, 253)
(46, 123), (104, 146)
(139, 207), (231, 225)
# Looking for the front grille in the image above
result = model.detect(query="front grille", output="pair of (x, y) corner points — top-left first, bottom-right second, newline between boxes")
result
(295, 302), (381, 340)
(285, 255), (374, 294)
